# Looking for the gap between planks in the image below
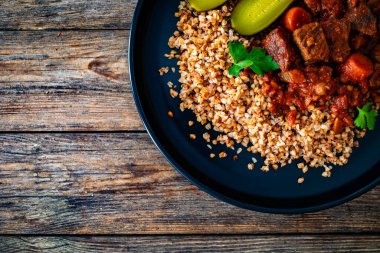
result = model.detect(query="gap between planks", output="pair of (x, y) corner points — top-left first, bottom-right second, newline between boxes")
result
(0, 133), (378, 234)
(0, 0), (138, 30)
(0, 235), (379, 253)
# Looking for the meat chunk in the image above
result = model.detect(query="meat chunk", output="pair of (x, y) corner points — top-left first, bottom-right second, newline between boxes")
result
(293, 22), (330, 64)
(279, 68), (307, 83)
(304, 0), (321, 15)
(263, 27), (298, 71)
(331, 95), (354, 131)
(304, 0), (344, 18)
(332, 117), (345, 134)
(350, 33), (370, 50)
(368, 0), (380, 16)
(346, 2), (377, 36)
(321, 0), (345, 18)
(322, 19), (351, 63)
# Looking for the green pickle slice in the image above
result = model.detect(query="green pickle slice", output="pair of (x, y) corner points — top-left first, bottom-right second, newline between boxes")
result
(188, 0), (228, 12)
(231, 0), (293, 35)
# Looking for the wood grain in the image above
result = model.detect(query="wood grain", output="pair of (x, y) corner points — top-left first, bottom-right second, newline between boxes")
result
(0, 0), (137, 30)
(0, 0), (379, 245)
(0, 133), (378, 234)
(0, 30), (143, 131)
(0, 235), (379, 252)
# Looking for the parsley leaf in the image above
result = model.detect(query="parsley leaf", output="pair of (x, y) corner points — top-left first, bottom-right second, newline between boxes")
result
(228, 41), (279, 77)
(354, 109), (367, 129)
(228, 59), (253, 76)
(354, 102), (378, 130)
(228, 41), (249, 63)
(366, 109), (378, 130)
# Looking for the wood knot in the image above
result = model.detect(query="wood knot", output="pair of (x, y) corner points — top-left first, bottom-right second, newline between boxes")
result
(88, 56), (128, 81)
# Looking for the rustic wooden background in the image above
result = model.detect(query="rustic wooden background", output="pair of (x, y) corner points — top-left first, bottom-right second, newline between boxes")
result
(0, 0), (379, 252)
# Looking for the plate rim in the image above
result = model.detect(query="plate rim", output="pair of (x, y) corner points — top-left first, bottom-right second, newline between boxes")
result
(128, 0), (380, 214)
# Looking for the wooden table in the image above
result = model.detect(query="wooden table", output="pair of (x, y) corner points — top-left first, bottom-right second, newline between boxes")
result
(0, 1), (379, 252)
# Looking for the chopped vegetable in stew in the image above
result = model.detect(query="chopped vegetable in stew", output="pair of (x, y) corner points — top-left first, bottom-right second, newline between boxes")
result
(255, 0), (379, 133)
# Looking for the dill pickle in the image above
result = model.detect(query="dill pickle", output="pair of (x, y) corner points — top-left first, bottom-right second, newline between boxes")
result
(231, 0), (293, 35)
(188, 0), (227, 12)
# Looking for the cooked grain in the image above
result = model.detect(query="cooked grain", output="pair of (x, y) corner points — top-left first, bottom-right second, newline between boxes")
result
(219, 152), (227, 158)
(166, 1), (369, 175)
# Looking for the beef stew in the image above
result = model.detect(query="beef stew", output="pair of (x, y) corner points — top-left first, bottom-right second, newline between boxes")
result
(261, 0), (379, 133)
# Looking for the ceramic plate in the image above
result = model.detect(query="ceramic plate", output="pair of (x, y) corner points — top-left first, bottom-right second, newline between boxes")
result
(129, 0), (380, 213)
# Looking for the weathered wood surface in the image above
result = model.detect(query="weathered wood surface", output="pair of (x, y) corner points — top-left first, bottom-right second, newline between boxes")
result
(0, 31), (143, 131)
(0, 0), (137, 30)
(0, 0), (378, 250)
(0, 133), (378, 234)
(1, 235), (380, 253)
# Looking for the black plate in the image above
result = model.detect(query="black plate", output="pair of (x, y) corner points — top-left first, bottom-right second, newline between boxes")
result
(129, 0), (380, 213)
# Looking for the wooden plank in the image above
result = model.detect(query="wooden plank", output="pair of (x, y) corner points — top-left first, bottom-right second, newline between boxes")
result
(0, 30), (143, 131)
(0, 0), (137, 30)
(0, 193), (379, 234)
(0, 133), (174, 196)
(0, 133), (378, 234)
(0, 235), (379, 252)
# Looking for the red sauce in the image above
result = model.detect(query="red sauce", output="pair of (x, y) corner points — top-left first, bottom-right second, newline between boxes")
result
(257, 64), (368, 129)
(258, 0), (379, 133)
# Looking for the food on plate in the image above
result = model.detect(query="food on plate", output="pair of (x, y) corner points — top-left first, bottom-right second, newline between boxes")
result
(355, 102), (377, 130)
(163, 0), (379, 177)
(188, 0), (227, 11)
(228, 41), (279, 77)
(282, 7), (312, 32)
(304, 0), (345, 18)
(321, 18), (351, 63)
(340, 53), (374, 82)
(346, 1), (377, 36)
(292, 22), (330, 64)
(231, 0), (293, 35)
(263, 27), (299, 71)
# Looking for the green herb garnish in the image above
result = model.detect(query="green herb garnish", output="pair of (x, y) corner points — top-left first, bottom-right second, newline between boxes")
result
(228, 41), (279, 77)
(354, 102), (378, 130)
